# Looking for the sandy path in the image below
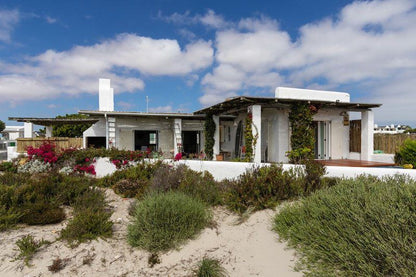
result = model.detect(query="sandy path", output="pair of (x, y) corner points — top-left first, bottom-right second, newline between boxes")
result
(0, 189), (301, 277)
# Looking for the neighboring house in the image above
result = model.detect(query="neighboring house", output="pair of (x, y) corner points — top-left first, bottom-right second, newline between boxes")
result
(374, 124), (410, 134)
(0, 126), (24, 161)
(83, 80), (381, 163)
(0, 126), (24, 140)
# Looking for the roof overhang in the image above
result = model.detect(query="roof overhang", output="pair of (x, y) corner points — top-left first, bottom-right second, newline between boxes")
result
(8, 117), (99, 126)
(79, 110), (235, 120)
(194, 96), (382, 115)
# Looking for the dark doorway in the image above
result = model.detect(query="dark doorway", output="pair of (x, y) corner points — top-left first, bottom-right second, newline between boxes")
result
(87, 136), (106, 148)
(235, 121), (243, 158)
(135, 131), (158, 151)
(182, 131), (199, 155)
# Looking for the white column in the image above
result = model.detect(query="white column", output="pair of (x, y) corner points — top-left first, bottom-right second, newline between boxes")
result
(213, 115), (220, 160)
(45, 126), (53, 137)
(108, 117), (116, 148)
(361, 110), (374, 161)
(251, 105), (262, 163)
(173, 118), (182, 155)
(24, 122), (33, 138)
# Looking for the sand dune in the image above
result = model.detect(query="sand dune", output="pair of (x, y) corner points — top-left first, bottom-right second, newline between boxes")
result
(0, 189), (301, 277)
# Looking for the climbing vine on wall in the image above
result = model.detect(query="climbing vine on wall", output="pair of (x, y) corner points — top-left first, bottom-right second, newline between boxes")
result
(204, 113), (216, 160)
(244, 113), (253, 161)
(288, 103), (320, 164)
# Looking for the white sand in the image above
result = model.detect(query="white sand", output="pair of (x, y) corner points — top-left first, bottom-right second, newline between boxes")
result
(0, 189), (302, 277)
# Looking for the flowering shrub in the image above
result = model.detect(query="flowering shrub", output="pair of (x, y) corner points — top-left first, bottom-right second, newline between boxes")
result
(18, 159), (51, 174)
(74, 164), (96, 175)
(59, 166), (74, 175)
(174, 152), (182, 161)
(27, 142), (58, 163)
(112, 159), (130, 169)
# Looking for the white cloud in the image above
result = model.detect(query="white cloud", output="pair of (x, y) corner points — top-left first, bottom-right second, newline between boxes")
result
(149, 105), (173, 113)
(160, 9), (230, 29)
(0, 33), (213, 102)
(45, 16), (57, 24)
(200, 0), (416, 124)
(0, 9), (19, 42)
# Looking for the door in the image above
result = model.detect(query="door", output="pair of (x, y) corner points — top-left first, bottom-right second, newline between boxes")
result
(134, 130), (158, 151)
(314, 121), (331, 159)
(182, 131), (200, 155)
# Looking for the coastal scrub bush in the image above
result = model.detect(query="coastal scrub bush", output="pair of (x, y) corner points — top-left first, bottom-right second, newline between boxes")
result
(0, 161), (17, 173)
(222, 164), (305, 214)
(395, 139), (416, 168)
(14, 235), (50, 266)
(0, 173), (96, 231)
(149, 164), (223, 205)
(274, 175), (416, 276)
(127, 192), (211, 253)
(60, 188), (113, 245)
(193, 257), (228, 277)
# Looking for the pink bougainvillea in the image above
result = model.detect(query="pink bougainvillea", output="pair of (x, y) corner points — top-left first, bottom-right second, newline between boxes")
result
(74, 164), (96, 175)
(27, 141), (58, 163)
(174, 152), (182, 161)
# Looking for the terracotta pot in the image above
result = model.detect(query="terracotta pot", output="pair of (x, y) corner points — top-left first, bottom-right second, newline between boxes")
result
(216, 154), (224, 161)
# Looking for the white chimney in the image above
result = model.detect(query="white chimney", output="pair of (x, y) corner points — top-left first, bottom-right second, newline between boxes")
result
(99, 78), (114, 111)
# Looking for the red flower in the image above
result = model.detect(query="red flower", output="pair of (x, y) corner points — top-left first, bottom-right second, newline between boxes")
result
(174, 152), (182, 161)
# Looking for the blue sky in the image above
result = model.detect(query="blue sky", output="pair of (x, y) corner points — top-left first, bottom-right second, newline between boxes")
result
(1, 0), (416, 126)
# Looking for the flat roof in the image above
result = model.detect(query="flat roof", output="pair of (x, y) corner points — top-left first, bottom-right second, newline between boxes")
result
(8, 117), (99, 126)
(194, 96), (382, 115)
(79, 110), (235, 120)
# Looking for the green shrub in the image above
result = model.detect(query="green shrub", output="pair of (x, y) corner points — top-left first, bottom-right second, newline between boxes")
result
(0, 161), (17, 173)
(0, 173), (97, 231)
(304, 160), (327, 193)
(128, 192), (211, 253)
(178, 169), (223, 206)
(0, 205), (22, 231)
(60, 188), (113, 245)
(193, 257), (228, 277)
(113, 179), (148, 198)
(14, 235), (50, 266)
(98, 161), (161, 192)
(149, 164), (223, 205)
(20, 202), (65, 225)
(274, 175), (416, 276)
(395, 139), (416, 168)
(222, 165), (305, 214)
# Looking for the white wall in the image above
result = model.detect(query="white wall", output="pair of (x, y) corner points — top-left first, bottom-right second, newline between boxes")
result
(176, 160), (416, 181)
(313, 108), (350, 160)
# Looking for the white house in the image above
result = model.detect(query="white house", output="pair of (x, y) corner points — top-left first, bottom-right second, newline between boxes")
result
(82, 80), (381, 163)
(80, 79), (234, 158)
(195, 87), (381, 163)
(374, 124), (409, 134)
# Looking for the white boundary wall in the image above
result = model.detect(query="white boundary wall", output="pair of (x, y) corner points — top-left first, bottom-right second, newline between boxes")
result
(94, 158), (416, 180)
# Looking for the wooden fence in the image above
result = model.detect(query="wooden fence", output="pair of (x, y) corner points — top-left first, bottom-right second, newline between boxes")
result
(374, 133), (416, 154)
(17, 137), (83, 153)
(349, 120), (361, 153)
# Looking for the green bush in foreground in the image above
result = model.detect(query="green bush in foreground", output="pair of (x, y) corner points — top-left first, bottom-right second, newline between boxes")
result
(274, 175), (416, 276)
(193, 257), (228, 277)
(60, 189), (113, 245)
(128, 192), (211, 253)
(222, 164), (305, 214)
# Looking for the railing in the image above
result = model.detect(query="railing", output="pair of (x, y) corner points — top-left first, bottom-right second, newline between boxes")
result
(16, 137), (83, 153)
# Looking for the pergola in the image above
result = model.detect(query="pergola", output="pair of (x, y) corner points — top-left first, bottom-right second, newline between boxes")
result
(8, 117), (99, 137)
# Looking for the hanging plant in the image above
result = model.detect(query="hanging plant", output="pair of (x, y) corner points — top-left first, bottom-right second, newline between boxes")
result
(287, 103), (320, 164)
(204, 113), (215, 160)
